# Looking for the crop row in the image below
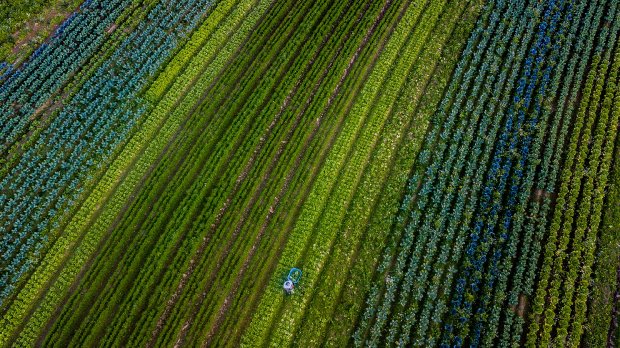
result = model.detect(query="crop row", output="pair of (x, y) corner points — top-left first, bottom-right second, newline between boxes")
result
(527, 4), (620, 345)
(0, 0), (132, 153)
(152, 0), (384, 345)
(38, 0), (343, 345)
(405, 1), (544, 345)
(525, 10), (608, 346)
(241, 0), (449, 345)
(89, 1), (280, 342)
(201, 0), (411, 344)
(0, 0), (241, 344)
(502, 0), (610, 344)
(116, 0), (332, 345)
(0, 0), (214, 312)
(446, 0), (570, 345)
(361, 0), (517, 341)
(117, 0), (390, 344)
(0, 0), (165, 185)
(353, 0), (536, 345)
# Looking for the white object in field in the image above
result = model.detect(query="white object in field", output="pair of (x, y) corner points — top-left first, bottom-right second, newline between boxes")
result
(283, 268), (302, 294)
(283, 280), (295, 294)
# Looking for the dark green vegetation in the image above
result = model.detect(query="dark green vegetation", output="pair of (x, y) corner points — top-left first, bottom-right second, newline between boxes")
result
(0, 0), (83, 64)
(1, 0), (619, 347)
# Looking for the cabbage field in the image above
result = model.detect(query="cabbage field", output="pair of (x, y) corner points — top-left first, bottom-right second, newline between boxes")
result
(0, 0), (619, 346)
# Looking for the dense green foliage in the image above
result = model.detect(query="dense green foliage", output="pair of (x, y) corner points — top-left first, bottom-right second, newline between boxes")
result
(1, 0), (619, 346)
(586, 126), (620, 347)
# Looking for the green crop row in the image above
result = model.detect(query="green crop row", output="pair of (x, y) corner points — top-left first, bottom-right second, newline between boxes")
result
(585, 89), (620, 347)
(568, 54), (620, 348)
(126, 1), (334, 345)
(43, 0), (336, 345)
(290, 1), (478, 346)
(240, 0), (442, 345)
(142, 0), (239, 102)
(528, 10), (620, 345)
(160, 0), (380, 345)
(102, 0), (278, 342)
(0, 0), (267, 345)
(526, 57), (599, 346)
(556, 33), (620, 347)
(204, 0), (404, 344)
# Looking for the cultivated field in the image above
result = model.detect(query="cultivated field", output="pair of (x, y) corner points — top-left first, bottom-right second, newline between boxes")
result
(1, 0), (619, 347)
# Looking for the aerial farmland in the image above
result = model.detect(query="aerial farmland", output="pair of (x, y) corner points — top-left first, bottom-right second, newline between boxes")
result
(0, 0), (619, 347)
